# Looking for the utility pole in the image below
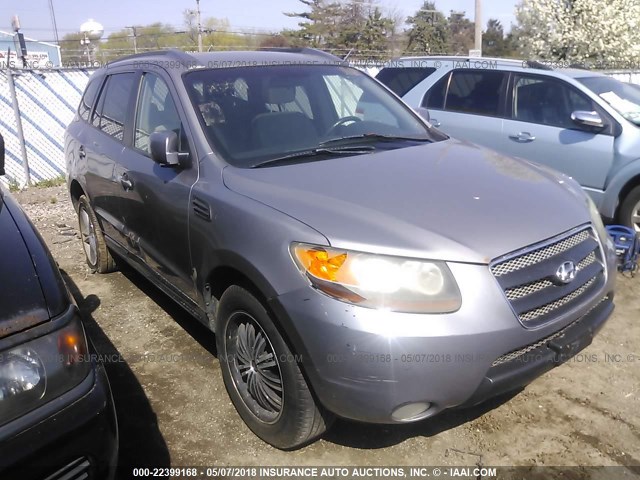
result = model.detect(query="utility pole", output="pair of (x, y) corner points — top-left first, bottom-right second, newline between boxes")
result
(48, 0), (60, 45)
(126, 26), (138, 54)
(474, 0), (482, 53)
(196, 0), (203, 52)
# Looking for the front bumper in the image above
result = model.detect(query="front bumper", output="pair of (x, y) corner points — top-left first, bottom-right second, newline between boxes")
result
(269, 254), (616, 424)
(0, 357), (118, 480)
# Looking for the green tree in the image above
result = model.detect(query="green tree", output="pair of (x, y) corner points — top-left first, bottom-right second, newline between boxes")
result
(59, 32), (87, 65)
(284, 0), (343, 49)
(98, 23), (186, 61)
(406, 1), (449, 54)
(447, 11), (474, 55)
(483, 18), (508, 56)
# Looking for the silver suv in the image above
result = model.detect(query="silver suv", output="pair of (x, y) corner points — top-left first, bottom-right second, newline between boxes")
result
(377, 57), (640, 231)
(65, 48), (616, 449)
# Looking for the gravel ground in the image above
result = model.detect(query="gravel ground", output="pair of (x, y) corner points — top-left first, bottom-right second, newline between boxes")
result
(13, 185), (640, 477)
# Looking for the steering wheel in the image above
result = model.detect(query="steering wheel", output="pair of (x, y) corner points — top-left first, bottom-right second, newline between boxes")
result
(325, 116), (362, 137)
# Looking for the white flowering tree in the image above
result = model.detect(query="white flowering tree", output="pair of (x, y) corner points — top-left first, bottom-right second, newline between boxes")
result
(515, 0), (640, 64)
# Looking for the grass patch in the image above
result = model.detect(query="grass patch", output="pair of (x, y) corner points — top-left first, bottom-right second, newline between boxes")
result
(8, 177), (21, 193)
(34, 175), (66, 189)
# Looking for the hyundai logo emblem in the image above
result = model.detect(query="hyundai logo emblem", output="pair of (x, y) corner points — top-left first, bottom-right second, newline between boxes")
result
(555, 261), (577, 284)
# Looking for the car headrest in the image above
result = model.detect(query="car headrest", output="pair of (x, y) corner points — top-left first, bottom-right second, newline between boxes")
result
(265, 85), (296, 104)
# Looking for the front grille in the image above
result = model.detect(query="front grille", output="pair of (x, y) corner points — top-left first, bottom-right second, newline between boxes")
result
(492, 295), (609, 366)
(43, 457), (91, 480)
(490, 226), (605, 327)
(491, 229), (590, 277)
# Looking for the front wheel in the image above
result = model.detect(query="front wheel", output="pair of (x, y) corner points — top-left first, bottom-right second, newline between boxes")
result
(216, 285), (333, 449)
(619, 186), (640, 233)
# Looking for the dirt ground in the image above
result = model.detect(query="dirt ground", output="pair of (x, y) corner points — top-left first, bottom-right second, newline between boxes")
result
(13, 185), (640, 476)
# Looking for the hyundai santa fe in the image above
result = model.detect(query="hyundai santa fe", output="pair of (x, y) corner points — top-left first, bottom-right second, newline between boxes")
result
(65, 48), (617, 449)
(377, 57), (640, 232)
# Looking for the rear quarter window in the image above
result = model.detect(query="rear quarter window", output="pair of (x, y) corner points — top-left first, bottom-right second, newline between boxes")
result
(92, 73), (137, 142)
(78, 77), (102, 121)
(376, 67), (436, 97)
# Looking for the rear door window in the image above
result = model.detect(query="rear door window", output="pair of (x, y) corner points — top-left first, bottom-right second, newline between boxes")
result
(376, 67), (436, 97)
(442, 70), (508, 117)
(92, 73), (137, 142)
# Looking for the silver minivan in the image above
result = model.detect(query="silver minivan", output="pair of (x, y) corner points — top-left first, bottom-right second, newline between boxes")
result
(377, 57), (640, 231)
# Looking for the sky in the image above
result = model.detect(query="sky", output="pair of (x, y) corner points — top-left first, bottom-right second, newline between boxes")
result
(0, 0), (518, 43)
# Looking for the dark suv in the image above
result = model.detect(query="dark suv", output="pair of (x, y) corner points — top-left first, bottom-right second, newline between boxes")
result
(0, 135), (118, 478)
(65, 49), (616, 449)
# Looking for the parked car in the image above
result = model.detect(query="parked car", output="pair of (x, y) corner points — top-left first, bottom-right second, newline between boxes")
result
(65, 48), (617, 449)
(376, 57), (640, 232)
(0, 135), (118, 479)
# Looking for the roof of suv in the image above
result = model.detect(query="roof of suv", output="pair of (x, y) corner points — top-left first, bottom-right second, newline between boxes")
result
(390, 55), (607, 79)
(107, 48), (345, 71)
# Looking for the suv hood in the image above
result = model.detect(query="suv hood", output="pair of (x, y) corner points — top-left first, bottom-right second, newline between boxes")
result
(0, 192), (49, 337)
(222, 139), (591, 264)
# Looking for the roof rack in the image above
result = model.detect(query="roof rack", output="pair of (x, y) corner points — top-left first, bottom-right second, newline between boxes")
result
(525, 60), (553, 70)
(568, 63), (591, 70)
(107, 49), (196, 67)
(257, 47), (343, 62)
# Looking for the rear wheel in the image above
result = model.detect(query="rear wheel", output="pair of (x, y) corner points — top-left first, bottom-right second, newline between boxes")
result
(216, 285), (332, 449)
(620, 186), (640, 233)
(77, 195), (116, 273)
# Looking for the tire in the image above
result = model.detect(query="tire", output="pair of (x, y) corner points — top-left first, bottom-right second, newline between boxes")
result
(216, 285), (333, 449)
(619, 186), (640, 233)
(77, 195), (116, 273)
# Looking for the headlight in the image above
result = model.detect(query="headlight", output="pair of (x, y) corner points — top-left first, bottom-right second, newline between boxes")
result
(0, 315), (91, 426)
(291, 243), (462, 313)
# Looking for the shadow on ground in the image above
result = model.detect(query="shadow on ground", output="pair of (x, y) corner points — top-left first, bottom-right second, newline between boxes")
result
(61, 270), (171, 472)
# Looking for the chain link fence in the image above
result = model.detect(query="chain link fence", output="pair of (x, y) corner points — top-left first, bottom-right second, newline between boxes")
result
(0, 68), (94, 188)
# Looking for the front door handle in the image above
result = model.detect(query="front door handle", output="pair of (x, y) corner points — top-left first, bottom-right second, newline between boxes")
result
(78, 145), (86, 159)
(431, 118), (441, 128)
(119, 173), (134, 191)
(509, 132), (536, 142)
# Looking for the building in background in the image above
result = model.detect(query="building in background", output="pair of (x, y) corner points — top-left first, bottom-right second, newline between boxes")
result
(0, 30), (61, 68)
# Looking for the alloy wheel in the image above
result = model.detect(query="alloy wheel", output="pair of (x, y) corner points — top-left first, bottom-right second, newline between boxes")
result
(226, 311), (284, 424)
(79, 206), (97, 266)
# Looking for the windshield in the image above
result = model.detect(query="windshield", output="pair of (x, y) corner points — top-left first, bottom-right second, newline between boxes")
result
(579, 76), (640, 125)
(183, 65), (439, 167)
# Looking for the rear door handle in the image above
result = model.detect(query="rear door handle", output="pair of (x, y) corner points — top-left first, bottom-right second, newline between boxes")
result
(119, 172), (134, 191)
(78, 145), (86, 159)
(509, 132), (536, 142)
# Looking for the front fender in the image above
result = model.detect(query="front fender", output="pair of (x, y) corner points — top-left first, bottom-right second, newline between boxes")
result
(601, 159), (640, 219)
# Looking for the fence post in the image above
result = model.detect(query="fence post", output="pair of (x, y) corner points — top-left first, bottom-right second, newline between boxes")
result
(5, 67), (31, 187)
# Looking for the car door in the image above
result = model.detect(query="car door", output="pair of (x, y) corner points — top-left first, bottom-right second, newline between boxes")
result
(501, 74), (615, 191)
(114, 70), (198, 300)
(421, 69), (508, 147)
(84, 71), (138, 247)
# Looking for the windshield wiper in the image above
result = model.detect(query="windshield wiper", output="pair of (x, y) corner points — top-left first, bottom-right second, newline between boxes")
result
(318, 133), (432, 148)
(252, 145), (375, 168)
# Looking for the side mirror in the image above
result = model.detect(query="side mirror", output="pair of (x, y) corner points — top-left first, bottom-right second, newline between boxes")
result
(0, 133), (5, 176)
(414, 107), (431, 123)
(149, 131), (188, 167)
(571, 110), (605, 130)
